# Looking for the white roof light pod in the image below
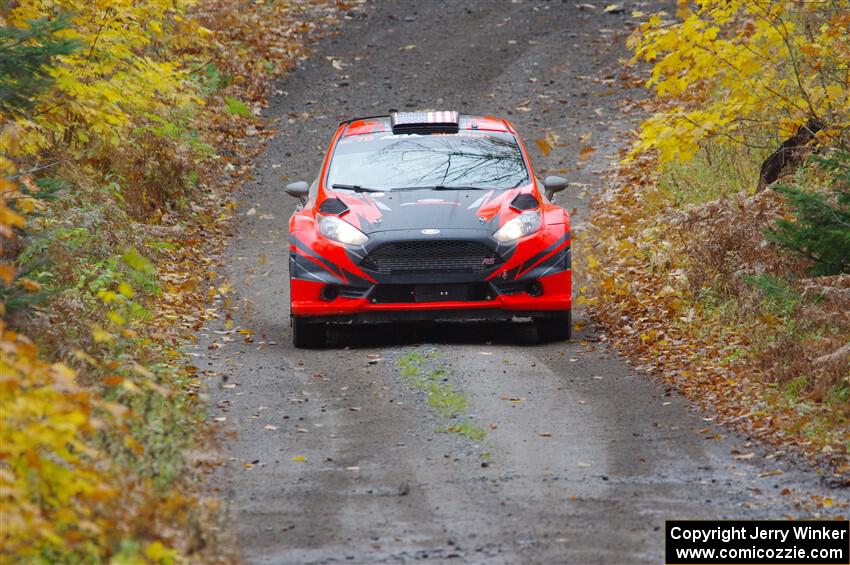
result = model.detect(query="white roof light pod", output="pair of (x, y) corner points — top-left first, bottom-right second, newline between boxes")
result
(390, 111), (459, 134)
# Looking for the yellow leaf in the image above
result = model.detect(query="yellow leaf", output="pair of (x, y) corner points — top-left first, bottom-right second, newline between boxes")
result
(97, 290), (120, 304)
(17, 197), (36, 214)
(122, 248), (154, 274)
(92, 326), (114, 343)
(107, 310), (126, 325)
(117, 281), (134, 298)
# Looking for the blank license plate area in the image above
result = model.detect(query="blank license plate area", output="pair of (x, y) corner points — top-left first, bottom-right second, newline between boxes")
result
(413, 284), (469, 302)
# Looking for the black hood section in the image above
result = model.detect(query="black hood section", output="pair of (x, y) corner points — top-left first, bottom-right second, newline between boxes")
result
(345, 188), (501, 234)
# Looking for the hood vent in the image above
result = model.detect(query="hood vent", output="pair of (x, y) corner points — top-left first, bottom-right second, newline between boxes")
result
(510, 193), (539, 211)
(319, 198), (349, 215)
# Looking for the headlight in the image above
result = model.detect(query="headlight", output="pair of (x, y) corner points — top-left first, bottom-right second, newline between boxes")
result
(493, 212), (542, 242)
(318, 215), (368, 246)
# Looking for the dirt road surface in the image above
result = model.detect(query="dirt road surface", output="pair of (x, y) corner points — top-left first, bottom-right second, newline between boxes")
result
(198, 2), (844, 563)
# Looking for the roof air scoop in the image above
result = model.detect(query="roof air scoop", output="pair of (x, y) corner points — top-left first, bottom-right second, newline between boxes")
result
(510, 193), (540, 211)
(391, 111), (459, 134)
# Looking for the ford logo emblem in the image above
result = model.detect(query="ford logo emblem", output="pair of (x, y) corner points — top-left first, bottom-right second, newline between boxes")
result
(421, 229), (440, 235)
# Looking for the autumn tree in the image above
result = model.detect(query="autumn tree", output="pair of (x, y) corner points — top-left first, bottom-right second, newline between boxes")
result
(629, 0), (850, 178)
(2, 0), (203, 157)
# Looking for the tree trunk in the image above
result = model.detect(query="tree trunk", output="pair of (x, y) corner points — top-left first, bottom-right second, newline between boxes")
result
(2, 1), (19, 19)
(756, 118), (825, 192)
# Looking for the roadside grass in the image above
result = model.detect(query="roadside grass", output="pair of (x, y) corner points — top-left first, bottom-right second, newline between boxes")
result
(397, 351), (488, 443)
(583, 141), (849, 475)
(656, 143), (769, 208)
(443, 422), (488, 443)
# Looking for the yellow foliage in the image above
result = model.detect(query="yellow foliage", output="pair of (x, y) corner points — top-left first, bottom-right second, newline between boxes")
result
(0, 321), (115, 559)
(0, 144), (183, 562)
(2, 0), (203, 157)
(0, 0), (343, 559)
(629, 0), (850, 164)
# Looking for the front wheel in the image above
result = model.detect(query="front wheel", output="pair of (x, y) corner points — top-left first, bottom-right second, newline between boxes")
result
(292, 317), (326, 348)
(534, 311), (571, 342)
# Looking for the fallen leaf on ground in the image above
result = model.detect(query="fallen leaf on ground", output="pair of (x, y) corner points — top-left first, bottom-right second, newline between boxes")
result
(535, 131), (559, 156)
(579, 146), (597, 161)
(500, 396), (525, 403)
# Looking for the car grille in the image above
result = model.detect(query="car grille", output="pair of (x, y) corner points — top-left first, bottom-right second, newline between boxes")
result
(360, 240), (501, 275)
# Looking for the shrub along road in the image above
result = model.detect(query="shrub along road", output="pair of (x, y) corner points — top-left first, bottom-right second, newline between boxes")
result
(199, 2), (845, 563)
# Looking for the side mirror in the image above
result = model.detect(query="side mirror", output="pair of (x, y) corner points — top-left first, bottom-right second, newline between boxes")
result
(543, 175), (569, 194)
(542, 175), (569, 199)
(284, 181), (309, 200)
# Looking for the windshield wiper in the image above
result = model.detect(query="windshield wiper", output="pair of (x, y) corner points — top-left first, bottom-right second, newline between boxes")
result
(331, 184), (383, 193)
(434, 185), (492, 191)
(390, 185), (493, 191)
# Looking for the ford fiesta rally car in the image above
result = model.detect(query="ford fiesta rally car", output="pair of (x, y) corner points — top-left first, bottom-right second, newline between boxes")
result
(285, 111), (572, 348)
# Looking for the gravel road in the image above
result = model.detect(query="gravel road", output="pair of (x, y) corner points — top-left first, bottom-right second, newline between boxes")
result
(199, 2), (844, 563)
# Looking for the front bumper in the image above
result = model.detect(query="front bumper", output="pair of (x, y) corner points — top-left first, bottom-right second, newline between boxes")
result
(291, 269), (571, 322)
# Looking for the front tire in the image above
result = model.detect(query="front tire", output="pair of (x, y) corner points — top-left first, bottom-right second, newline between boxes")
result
(535, 311), (571, 342)
(292, 317), (326, 348)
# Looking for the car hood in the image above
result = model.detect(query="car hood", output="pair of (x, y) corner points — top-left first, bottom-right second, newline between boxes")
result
(330, 187), (534, 235)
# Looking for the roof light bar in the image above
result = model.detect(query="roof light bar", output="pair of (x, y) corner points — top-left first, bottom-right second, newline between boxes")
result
(390, 111), (459, 134)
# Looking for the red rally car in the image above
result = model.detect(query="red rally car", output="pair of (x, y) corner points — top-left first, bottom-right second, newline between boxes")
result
(285, 111), (572, 348)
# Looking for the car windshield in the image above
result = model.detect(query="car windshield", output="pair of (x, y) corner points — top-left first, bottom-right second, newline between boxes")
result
(326, 131), (529, 190)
